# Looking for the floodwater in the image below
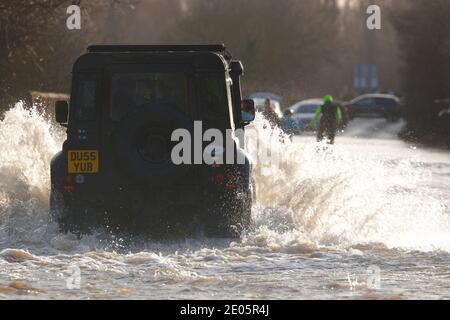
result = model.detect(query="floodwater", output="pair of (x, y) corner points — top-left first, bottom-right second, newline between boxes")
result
(0, 104), (449, 299)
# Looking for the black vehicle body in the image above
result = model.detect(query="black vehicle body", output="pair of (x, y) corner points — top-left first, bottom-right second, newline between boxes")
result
(344, 93), (402, 121)
(50, 45), (255, 237)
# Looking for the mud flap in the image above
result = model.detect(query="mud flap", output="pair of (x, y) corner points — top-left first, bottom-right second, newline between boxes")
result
(50, 188), (97, 235)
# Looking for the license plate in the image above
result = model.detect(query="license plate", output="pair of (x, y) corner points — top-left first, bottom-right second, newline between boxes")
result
(68, 150), (99, 174)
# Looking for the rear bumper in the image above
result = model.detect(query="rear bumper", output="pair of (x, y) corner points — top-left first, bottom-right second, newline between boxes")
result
(60, 183), (205, 208)
(53, 183), (251, 234)
(51, 151), (253, 221)
(57, 181), (250, 211)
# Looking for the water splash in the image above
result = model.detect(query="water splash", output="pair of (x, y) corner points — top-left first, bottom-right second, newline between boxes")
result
(0, 105), (448, 254)
(244, 115), (450, 252)
(0, 102), (63, 247)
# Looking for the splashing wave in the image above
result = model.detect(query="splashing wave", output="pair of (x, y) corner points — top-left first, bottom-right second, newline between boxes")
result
(0, 105), (448, 253)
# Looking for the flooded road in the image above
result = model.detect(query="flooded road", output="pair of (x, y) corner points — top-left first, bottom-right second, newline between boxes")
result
(0, 105), (449, 299)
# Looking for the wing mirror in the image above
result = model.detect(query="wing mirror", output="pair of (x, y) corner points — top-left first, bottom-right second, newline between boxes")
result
(55, 100), (68, 125)
(241, 99), (255, 123)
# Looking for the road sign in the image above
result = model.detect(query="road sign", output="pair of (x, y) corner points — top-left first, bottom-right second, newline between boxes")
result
(354, 64), (378, 92)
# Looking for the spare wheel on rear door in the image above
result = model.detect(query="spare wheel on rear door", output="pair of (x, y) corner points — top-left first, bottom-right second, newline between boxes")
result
(114, 102), (194, 186)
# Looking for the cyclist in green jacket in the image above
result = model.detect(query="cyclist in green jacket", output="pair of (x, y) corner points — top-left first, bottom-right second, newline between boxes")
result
(310, 95), (342, 144)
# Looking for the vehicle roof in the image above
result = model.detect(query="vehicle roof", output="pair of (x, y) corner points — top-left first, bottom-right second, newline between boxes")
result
(290, 98), (323, 109)
(73, 51), (229, 72)
(249, 92), (281, 102)
(253, 99), (280, 107)
(87, 44), (227, 53)
(350, 93), (400, 103)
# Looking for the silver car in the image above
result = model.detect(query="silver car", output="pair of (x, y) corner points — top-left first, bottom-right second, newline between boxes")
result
(289, 98), (322, 131)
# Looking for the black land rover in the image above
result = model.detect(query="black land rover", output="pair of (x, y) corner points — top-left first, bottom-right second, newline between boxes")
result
(50, 44), (256, 237)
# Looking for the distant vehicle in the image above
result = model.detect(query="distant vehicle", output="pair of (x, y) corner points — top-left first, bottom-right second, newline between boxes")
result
(289, 98), (323, 131)
(337, 102), (350, 129)
(249, 92), (283, 118)
(290, 98), (349, 131)
(344, 93), (401, 121)
(438, 108), (450, 117)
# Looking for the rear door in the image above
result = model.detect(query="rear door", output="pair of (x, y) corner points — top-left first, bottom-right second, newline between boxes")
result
(66, 72), (103, 178)
(102, 64), (199, 187)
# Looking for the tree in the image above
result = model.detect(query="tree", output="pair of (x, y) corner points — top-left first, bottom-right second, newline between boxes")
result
(391, 0), (450, 139)
(167, 0), (341, 103)
(0, 0), (139, 108)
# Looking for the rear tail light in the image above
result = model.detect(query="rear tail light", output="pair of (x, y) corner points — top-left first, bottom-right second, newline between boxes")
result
(212, 172), (240, 190)
(226, 174), (238, 190)
(226, 183), (237, 190)
(212, 173), (225, 184)
(63, 175), (75, 190)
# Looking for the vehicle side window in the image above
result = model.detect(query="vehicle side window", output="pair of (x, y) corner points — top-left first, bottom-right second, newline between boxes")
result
(198, 74), (230, 120)
(302, 104), (319, 113)
(295, 104), (318, 113)
(354, 98), (374, 107)
(74, 75), (97, 121)
(375, 98), (396, 108)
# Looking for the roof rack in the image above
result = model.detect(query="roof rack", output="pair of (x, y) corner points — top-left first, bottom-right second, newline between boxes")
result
(87, 44), (226, 53)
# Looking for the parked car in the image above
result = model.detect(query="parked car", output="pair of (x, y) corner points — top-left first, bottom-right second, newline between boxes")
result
(289, 98), (322, 131)
(344, 93), (402, 121)
(289, 98), (349, 131)
(249, 92), (283, 119)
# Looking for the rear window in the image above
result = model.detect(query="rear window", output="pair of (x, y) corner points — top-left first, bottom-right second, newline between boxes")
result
(111, 72), (189, 120)
(74, 74), (97, 121)
(198, 74), (230, 120)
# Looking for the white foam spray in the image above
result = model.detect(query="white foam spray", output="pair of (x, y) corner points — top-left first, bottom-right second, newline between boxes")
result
(243, 114), (450, 252)
(0, 105), (448, 253)
(0, 102), (63, 247)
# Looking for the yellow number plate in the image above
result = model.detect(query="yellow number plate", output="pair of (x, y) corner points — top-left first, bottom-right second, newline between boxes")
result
(68, 150), (99, 174)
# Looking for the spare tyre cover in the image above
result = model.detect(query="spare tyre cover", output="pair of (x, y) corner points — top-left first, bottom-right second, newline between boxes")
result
(114, 102), (194, 186)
